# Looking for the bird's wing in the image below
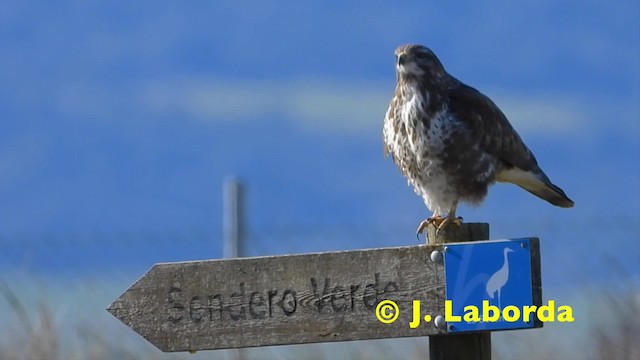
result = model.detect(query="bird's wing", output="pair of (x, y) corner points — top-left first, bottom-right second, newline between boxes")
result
(448, 81), (574, 208)
(448, 82), (538, 171)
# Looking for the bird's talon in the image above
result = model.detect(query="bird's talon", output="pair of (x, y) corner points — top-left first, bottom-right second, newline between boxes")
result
(416, 216), (444, 235)
(435, 216), (464, 234)
(416, 221), (429, 235)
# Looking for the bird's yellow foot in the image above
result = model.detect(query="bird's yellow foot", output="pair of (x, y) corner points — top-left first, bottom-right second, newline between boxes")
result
(416, 216), (445, 235)
(436, 216), (464, 234)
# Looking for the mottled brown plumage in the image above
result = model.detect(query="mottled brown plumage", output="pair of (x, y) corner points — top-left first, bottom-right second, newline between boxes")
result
(382, 44), (573, 234)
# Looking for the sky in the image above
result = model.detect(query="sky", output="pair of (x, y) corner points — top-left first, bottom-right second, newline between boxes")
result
(0, 0), (639, 357)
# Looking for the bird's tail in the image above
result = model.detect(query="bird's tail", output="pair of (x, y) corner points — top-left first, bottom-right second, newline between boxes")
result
(497, 167), (574, 208)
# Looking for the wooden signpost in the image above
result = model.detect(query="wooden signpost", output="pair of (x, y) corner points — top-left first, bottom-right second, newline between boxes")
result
(108, 223), (542, 357)
(108, 245), (447, 352)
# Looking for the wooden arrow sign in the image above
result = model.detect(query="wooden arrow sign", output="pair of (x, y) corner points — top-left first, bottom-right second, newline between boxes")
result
(107, 245), (446, 352)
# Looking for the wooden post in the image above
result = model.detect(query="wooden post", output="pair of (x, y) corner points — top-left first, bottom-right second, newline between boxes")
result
(427, 222), (492, 360)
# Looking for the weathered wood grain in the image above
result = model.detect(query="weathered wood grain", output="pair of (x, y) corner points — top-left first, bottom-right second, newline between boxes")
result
(107, 245), (446, 352)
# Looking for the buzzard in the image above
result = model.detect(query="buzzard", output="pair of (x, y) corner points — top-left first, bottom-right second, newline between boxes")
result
(383, 44), (574, 235)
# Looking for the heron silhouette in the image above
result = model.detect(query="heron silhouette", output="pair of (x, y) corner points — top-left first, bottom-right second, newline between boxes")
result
(486, 247), (515, 313)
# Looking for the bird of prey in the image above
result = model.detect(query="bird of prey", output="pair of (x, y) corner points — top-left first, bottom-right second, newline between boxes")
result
(383, 44), (574, 235)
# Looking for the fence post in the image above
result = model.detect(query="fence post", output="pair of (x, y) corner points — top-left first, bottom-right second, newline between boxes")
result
(223, 177), (245, 360)
(427, 222), (492, 360)
(223, 177), (245, 259)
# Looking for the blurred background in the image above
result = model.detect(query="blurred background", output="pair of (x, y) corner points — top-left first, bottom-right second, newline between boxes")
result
(1, 1), (638, 359)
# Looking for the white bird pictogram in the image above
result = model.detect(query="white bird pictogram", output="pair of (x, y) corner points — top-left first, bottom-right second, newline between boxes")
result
(486, 247), (515, 312)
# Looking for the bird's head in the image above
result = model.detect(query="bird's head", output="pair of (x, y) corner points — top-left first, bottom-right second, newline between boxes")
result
(394, 44), (446, 81)
(504, 248), (515, 255)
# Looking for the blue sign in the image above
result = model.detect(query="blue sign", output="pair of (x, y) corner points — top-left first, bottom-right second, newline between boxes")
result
(444, 238), (537, 332)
